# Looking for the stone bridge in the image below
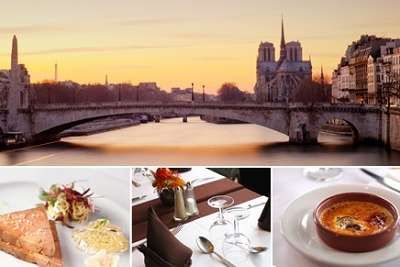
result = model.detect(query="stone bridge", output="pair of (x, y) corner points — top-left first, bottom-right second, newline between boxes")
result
(0, 102), (383, 144)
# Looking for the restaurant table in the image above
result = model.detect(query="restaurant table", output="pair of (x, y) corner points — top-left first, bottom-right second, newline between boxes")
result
(132, 168), (271, 267)
(273, 168), (399, 267)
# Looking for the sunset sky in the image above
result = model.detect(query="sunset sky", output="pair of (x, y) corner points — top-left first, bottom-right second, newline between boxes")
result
(0, 0), (399, 93)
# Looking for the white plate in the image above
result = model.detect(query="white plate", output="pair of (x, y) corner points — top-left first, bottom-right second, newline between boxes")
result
(281, 184), (400, 267)
(0, 174), (130, 267)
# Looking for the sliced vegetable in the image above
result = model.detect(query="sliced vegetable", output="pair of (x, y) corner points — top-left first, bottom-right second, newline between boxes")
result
(72, 219), (129, 254)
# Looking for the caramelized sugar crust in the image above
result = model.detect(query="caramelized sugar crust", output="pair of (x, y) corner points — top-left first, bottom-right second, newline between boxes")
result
(319, 201), (394, 236)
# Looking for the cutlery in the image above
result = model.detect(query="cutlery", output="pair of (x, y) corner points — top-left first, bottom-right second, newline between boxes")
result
(361, 169), (400, 194)
(131, 194), (147, 202)
(191, 177), (217, 185)
(196, 236), (236, 267)
(225, 201), (267, 212)
(170, 223), (184, 235)
(245, 201), (267, 209)
(233, 243), (267, 254)
(132, 180), (141, 187)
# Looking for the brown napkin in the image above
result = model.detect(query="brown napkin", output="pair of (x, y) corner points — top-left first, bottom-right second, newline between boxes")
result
(139, 207), (192, 267)
(258, 202), (270, 231)
(138, 244), (177, 267)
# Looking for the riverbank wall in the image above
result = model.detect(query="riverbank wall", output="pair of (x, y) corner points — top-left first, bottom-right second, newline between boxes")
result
(382, 108), (400, 152)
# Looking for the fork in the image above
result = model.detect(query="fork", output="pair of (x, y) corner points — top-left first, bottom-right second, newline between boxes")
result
(170, 223), (184, 235)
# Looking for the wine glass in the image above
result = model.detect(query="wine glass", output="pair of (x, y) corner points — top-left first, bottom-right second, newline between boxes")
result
(222, 207), (251, 263)
(304, 167), (343, 182)
(208, 195), (234, 241)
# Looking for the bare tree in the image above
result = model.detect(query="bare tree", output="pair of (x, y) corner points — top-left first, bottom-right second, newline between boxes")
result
(217, 83), (246, 103)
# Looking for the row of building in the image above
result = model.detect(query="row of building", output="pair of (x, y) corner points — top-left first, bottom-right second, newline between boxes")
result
(332, 35), (400, 105)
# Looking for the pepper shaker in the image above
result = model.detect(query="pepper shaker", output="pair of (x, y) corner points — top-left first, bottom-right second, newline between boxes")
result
(184, 182), (199, 216)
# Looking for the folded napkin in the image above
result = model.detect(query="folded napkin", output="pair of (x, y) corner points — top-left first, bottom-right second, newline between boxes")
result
(139, 207), (192, 267)
(258, 201), (270, 231)
(138, 244), (177, 267)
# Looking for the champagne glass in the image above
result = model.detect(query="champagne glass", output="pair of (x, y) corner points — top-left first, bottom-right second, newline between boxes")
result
(208, 195), (234, 241)
(222, 207), (251, 263)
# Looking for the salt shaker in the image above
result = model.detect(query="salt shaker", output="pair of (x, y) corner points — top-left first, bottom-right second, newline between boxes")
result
(184, 182), (199, 216)
(173, 187), (188, 222)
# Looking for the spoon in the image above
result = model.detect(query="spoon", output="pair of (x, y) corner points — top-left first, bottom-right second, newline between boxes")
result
(196, 236), (236, 267)
(234, 243), (267, 254)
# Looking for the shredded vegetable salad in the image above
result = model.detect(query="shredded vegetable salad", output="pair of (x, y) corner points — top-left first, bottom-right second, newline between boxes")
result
(73, 219), (129, 254)
(39, 183), (94, 226)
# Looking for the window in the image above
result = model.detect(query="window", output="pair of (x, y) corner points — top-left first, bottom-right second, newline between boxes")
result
(263, 48), (267, 62)
(20, 91), (24, 106)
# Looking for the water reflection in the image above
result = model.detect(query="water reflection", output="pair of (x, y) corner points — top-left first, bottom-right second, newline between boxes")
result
(0, 117), (399, 165)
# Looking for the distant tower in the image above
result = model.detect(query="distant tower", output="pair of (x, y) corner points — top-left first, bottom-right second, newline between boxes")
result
(8, 35), (20, 131)
(279, 16), (286, 61)
(320, 65), (325, 86)
(55, 62), (58, 82)
(11, 35), (18, 71)
(105, 74), (109, 86)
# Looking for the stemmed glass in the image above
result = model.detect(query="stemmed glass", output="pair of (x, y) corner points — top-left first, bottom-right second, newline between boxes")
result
(222, 207), (251, 263)
(132, 168), (154, 184)
(303, 167), (343, 182)
(207, 195), (234, 240)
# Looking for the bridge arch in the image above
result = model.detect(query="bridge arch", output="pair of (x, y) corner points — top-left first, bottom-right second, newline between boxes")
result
(316, 113), (361, 144)
(33, 113), (146, 139)
(31, 104), (290, 139)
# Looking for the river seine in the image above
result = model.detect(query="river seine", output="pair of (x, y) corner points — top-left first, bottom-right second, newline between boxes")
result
(1, 117), (399, 165)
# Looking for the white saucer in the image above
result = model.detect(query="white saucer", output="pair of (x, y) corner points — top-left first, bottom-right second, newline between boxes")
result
(281, 184), (400, 267)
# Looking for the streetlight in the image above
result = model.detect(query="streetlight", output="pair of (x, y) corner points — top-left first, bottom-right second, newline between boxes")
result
(191, 83), (195, 102)
(202, 85), (205, 103)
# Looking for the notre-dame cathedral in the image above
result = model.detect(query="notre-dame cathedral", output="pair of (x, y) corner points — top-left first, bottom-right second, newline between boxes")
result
(254, 19), (312, 103)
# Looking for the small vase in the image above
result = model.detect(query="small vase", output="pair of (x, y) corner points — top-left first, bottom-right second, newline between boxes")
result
(158, 188), (175, 206)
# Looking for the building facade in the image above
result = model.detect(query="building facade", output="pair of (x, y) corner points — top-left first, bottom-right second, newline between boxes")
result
(332, 35), (399, 104)
(254, 19), (312, 103)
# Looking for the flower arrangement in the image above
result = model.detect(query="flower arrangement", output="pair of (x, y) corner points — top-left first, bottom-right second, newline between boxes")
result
(152, 168), (186, 192)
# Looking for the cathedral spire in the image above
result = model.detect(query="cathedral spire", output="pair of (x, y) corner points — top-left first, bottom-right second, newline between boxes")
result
(11, 35), (18, 71)
(280, 15), (285, 49)
(279, 16), (286, 60)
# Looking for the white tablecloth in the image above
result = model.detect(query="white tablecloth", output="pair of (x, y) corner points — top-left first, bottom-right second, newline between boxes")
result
(273, 168), (399, 267)
(132, 196), (270, 267)
(132, 168), (271, 267)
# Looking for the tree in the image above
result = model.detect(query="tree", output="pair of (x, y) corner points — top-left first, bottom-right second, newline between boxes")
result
(217, 83), (246, 103)
(293, 79), (331, 103)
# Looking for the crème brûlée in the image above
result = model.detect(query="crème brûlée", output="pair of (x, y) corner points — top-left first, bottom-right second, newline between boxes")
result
(319, 201), (395, 236)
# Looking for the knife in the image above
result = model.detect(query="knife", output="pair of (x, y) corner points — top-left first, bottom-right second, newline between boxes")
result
(132, 194), (147, 203)
(225, 201), (268, 213)
(361, 168), (400, 194)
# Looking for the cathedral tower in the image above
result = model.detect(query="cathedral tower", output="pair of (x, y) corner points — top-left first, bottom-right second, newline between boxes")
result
(279, 17), (286, 61)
